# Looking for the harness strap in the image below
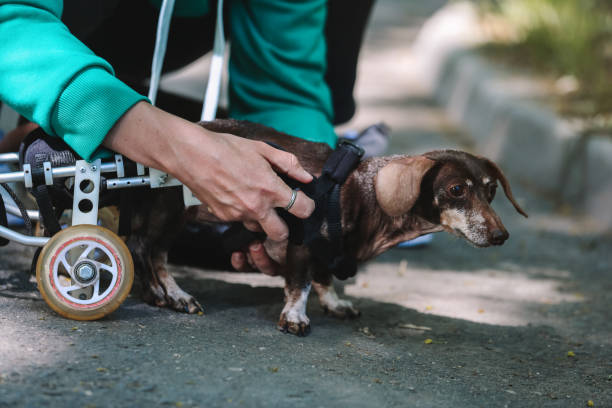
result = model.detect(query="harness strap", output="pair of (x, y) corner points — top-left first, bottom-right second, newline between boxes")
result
(30, 165), (61, 234)
(305, 142), (363, 280)
(148, 0), (176, 106)
(222, 141), (363, 280)
(321, 141), (364, 185)
(0, 182), (33, 236)
(19, 130), (77, 236)
(31, 184), (61, 236)
(326, 184), (343, 261)
(0, 193), (9, 246)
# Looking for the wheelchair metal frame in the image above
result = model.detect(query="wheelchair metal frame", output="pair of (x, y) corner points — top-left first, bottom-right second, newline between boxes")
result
(0, 152), (199, 247)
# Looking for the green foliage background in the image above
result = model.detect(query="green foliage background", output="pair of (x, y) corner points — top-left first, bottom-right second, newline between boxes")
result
(479, 0), (612, 116)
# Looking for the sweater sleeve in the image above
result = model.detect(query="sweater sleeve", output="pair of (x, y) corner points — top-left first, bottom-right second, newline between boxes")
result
(0, 1), (147, 160)
(228, 0), (336, 148)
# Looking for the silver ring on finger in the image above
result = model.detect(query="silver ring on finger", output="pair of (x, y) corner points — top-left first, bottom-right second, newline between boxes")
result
(284, 188), (299, 211)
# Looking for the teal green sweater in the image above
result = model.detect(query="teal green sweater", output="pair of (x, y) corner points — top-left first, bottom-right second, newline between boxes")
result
(0, 0), (335, 160)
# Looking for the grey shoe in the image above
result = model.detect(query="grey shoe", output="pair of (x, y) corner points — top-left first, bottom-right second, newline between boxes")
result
(340, 122), (390, 158)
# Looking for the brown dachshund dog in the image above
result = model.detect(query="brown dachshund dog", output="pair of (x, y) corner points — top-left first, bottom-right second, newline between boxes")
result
(128, 119), (527, 335)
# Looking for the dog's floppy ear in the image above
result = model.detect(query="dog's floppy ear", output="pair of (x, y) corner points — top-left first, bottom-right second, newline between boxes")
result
(375, 156), (436, 217)
(482, 158), (528, 218)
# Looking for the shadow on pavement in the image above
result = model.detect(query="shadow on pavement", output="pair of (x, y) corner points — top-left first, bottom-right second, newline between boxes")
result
(1, 268), (609, 407)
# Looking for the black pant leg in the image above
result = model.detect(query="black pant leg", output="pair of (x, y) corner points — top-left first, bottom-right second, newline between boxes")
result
(325, 0), (376, 125)
(62, 0), (217, 120)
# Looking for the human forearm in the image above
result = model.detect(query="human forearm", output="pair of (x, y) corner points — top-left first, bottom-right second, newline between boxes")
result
(102, 101), (185, 173)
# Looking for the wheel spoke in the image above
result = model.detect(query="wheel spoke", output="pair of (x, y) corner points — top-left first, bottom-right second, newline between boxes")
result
(64, 284), (83, 293)
(93, 280), (100, 299)
(91, 260), (116, 275)
(58, 283), (84, 299)
(78, 244), (95, 260)
(59, 253), (72, 272)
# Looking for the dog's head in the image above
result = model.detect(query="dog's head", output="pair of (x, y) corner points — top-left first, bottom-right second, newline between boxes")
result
(375, 150), (527, 247)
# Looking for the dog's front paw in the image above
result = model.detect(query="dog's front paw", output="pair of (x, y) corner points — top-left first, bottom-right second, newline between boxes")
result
(278, 284), (312, 336)
(278, 312), (311, 336)
(323, 298), (360, 319)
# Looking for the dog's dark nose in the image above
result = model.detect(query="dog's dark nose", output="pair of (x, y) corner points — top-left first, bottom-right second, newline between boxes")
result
(490, 229), (509, 245)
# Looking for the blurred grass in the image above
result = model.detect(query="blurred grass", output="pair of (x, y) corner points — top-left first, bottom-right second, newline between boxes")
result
(475, 0), (612, 123)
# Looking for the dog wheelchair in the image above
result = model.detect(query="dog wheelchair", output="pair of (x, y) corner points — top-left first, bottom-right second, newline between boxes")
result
(0, 0), (228, 320)
(0, 130), (200, 321)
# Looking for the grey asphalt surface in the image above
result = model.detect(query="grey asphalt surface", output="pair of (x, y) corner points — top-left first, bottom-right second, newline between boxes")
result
(1, 1), (611, 407)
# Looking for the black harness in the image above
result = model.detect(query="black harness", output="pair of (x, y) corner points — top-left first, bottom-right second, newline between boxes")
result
(222, 141), (364, 280)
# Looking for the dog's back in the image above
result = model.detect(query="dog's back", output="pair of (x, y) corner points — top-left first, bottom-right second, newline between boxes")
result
(199, 119), (332, 176)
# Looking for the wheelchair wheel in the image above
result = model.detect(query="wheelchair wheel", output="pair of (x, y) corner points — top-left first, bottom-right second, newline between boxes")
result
(36, 225), (133, 320)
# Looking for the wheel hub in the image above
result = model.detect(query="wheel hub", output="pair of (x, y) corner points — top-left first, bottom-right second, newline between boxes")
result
(73, 261), (97, 284)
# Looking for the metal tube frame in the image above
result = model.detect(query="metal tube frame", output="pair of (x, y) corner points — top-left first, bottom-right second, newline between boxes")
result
(0, 153), (19, 163)
(5, 204), (40, 221)
(0, 224), (48, 247)
(0, 153), (159, 247)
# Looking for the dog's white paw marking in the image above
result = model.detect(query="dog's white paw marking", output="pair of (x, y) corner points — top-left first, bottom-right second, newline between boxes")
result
(314, 282), (360, 319)
(278, 284), (311, 336)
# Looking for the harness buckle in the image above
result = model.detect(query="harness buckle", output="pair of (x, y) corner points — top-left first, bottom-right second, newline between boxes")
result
(322, 141), (365, 184)
(338, 140), (365, 157)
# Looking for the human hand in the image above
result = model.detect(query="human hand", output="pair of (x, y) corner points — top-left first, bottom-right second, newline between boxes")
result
(104, 102), (315, 241)
(231, 241), (279, 275)
(174, 129), (314, 240)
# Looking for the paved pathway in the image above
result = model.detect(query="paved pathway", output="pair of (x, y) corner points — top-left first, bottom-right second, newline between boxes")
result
(1, 1), (610, 407)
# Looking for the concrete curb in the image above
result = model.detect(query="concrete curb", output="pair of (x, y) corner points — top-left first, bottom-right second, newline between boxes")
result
(413, 2), (612, 229)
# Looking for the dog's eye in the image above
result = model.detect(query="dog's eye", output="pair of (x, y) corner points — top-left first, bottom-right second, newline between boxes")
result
(449, 184), (465, 197)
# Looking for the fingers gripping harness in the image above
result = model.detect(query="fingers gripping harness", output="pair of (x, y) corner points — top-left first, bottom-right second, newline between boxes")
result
(221, 141), (365, 280)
